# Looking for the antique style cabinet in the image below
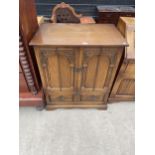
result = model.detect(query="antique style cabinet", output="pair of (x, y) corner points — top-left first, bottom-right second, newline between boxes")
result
(30, 24), (127, 109)
(109, 17), (135, 102)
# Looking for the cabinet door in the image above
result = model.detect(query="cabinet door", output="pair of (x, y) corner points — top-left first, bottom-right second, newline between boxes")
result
(35, 47), (76, 104)
(80, 47), (122, 104)
(109, 59), (135, 102)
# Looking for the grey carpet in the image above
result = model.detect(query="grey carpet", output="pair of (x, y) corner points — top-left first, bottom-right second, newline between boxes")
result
(19, 102), (135, 155)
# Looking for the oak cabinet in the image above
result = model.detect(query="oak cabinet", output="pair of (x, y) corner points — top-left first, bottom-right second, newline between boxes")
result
(30, 24), (127, 109)
(34, 46), (123, 109)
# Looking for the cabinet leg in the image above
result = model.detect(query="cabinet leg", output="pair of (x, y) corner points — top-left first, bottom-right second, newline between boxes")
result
(36, 92), (46, 111)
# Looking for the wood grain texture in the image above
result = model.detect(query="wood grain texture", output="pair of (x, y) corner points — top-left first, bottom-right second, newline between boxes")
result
(34, 46), (124, 109)
(19, 90), (44, 107)
(31, 24), (127, 109)
(19, 71), (29, 92)
(29, 23), (128, 46)
(19, 0), (43, 107)
(19, 0), (38, 42)
(108, 17), (135, 102)
(109, 60), (135, 102)
(46, 104), (107, 110)
(19, 35), (37, 95)
(117, 17), (135, 59)
(19, 0), (40, 94)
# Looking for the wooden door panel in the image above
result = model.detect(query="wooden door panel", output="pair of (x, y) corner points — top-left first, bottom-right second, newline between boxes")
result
(39, 47), (76, 103)
(47, 54), (60, 87)
(84, 56), (98, 88)
(80, 47), (117, 103)
(83, 55), (109, 88)
(47, 54), (73, 88)
(80, 87), (108, 102)
(47, 89), (73, 103)
(59, 56), (72, 87)
(81, 56), (109, 102)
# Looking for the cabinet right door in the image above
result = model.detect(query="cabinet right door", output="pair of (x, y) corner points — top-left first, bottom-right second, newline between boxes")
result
(80, 47), (123, 105)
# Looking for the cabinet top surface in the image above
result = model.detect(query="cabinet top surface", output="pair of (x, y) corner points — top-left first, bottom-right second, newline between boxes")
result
(30, 23), (128, 46)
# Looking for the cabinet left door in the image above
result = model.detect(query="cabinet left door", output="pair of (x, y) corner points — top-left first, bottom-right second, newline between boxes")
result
(34, 47), (76, 104)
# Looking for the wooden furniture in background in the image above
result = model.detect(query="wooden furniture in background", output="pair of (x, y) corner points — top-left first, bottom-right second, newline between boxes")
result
(30, 23), (127, 110)
(109, 17), (135, 102)
(97, 6), (135, 25)
(37, 16), (44, 25)
(19, 0), (44, 107)
(51, 2), (95, 24)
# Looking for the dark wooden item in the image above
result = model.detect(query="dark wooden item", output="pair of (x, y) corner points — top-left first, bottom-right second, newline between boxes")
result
(51, 2), (96, 24)
(97, 6), (135, 25)
(30, 23), (127, 110)
(19, 0), (44, 107)
(19, 34), (38, 94)
(109, 17), (135, 102)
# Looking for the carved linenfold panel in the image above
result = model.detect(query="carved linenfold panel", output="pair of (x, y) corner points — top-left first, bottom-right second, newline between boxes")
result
(19, 35), (37, 95)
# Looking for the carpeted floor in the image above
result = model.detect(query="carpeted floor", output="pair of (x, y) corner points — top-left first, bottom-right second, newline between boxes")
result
(19, 102), (135, 155)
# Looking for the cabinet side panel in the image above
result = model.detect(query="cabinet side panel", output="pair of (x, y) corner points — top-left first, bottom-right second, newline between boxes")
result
(34, 47), (46, 88)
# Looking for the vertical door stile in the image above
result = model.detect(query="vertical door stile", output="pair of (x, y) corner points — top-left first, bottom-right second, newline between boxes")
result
(74, 47), (83, 101)
(57, 53), (62, 91)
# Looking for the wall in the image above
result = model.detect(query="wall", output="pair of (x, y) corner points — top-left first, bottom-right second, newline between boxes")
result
(35, 0), (135, 19)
